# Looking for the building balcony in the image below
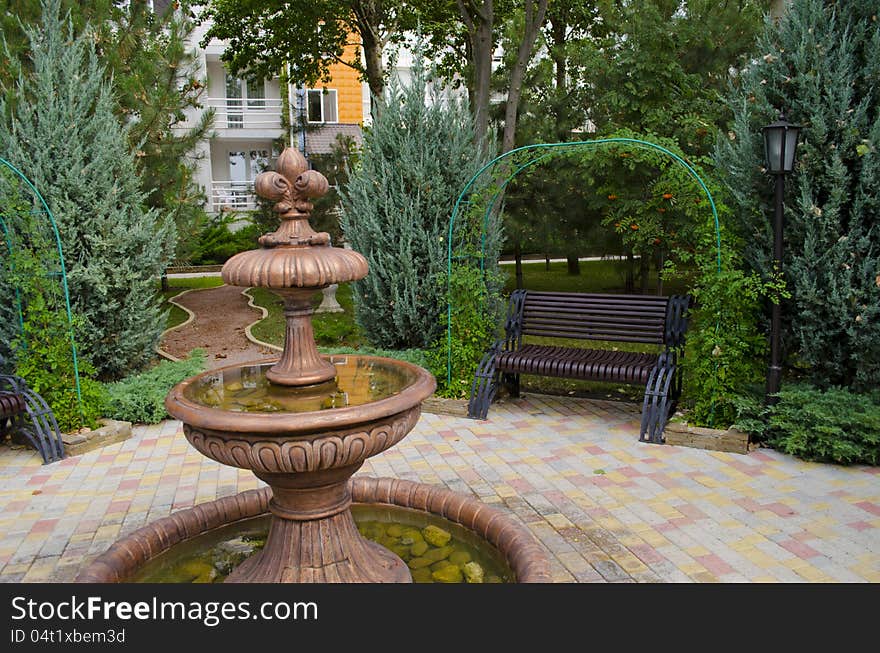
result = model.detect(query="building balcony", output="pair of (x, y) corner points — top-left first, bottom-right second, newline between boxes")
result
(211, 181), (259, 213)
(206, 97), (284, 132)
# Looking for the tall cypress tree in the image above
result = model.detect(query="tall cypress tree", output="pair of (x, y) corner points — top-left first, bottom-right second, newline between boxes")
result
(0, 0), (176, 379)
(339, 52), (493, 349)
(715, 0), (880, 390)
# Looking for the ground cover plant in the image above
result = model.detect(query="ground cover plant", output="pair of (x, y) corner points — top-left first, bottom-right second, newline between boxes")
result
(735, 386), (880, 465)
(105, 349), (207, 424)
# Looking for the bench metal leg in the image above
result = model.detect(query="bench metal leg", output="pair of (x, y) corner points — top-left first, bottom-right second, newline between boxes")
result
(502, 372), (520, 398)
(640, 356), (675, 444)
(468, 347), (500, 420)
(12, 389), (65, 464)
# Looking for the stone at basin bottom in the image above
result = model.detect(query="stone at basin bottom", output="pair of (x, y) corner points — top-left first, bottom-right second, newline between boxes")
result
(225, 509), (411, 583)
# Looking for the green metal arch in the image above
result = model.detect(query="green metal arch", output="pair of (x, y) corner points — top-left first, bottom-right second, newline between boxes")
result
(0, 156), (84, 422)
(445, 137), (724, 387)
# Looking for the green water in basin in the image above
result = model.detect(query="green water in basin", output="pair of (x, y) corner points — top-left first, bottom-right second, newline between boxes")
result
(130, 505), (513, 583)
(184, 357), (417, 413)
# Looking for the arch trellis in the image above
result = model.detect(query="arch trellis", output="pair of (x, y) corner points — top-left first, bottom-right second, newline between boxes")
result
(445, 137), (724, 391)
(0, 156), (84, 423)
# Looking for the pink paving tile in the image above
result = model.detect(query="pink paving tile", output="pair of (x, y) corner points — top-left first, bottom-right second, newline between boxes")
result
(619, 466), (643, 478)
(630, 544), (666, 565)
(584, 445), (606, 455)
(27, 475), (50, 486)
(749, 451), (776, 462)
(586, 507), (611, 519)
(735, 497), (763, 513)
(509, 478), (534, 492)
(590, 476), (613, 487)
(848, 521), (874, 532)
(697, 554), (734, 576)
(677, 504), (708, 520)
(30, 519), (59, 534)
(669, 517), (695, 529)
(107, 501), (131, 513)
(855, 501), (880, 517)
(646, 473), (680, 489)
(97, 454), (116, 463)
(779, 539), (822, 560)
(570, 474), (593, 488)
(640, 457), (660, 464)
(117, 479), (140, 491)
(765, 502), (797, 517)
(6, 500), (29, 512)
(544, 491), (567, 505)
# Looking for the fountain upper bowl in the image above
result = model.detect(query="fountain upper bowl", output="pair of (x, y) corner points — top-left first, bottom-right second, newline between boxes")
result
(165, 354), (436, 437)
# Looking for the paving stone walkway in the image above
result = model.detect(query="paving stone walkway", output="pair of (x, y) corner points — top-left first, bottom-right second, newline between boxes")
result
(1, 393), (878, 583)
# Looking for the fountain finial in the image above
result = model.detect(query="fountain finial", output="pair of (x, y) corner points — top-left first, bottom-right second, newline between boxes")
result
(254, 148), (331, 248)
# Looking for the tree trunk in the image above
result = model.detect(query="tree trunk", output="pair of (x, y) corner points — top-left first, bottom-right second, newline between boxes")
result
(626, 250), (634, 292)
(501, 0), (550, 154)
(514, 242), (524, 289)
(457, 0), (494, 150)
(353, 2), (386, 120)
(550, 13), (569, 142)
(656, 248), (664, 295)
(770, 0), (791, 23)
(545, 253), (550, 271)
(567, 255), (580, 276)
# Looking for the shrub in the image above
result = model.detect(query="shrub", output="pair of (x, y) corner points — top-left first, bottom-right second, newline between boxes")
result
(105, 350), (206, 423)
(735, 385), (880, 465)
(0, 0), (176, 379)
(189, 214), (261, 265)
(15, 302), (107, 433)
(427, 264), (502, 398)
(339, 48), (492, 350)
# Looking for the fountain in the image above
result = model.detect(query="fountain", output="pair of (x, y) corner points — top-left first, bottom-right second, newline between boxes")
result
(77, 147), (550, 584)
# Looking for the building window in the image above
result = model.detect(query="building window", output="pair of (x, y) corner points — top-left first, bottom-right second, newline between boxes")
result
(225, 75), (267, 128)
(307, 89), (338, 123)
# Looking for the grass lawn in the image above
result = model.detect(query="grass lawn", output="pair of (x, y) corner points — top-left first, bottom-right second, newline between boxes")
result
(501, 258), (692, 295)
(248, 283), (364, 349)
(158, 275), (224, 331)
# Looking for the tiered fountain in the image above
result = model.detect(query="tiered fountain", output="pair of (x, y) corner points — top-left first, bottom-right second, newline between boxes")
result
(77, 147), (549, 583)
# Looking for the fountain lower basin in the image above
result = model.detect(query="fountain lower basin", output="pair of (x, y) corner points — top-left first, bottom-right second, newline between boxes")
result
(76, 478), (551, 583)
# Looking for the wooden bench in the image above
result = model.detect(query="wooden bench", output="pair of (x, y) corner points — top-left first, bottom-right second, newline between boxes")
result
(0, 353), (65, 463)
(467, 290), (692, 443)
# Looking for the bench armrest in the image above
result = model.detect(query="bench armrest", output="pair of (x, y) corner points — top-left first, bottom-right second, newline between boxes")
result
(502, 289), (527, 352)
(664, 295), (693, 350)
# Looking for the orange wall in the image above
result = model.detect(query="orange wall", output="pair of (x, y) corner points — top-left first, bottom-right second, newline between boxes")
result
(319, 41), (363, 124)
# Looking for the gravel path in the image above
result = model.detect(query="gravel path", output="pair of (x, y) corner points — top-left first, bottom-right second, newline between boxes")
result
(160, 285), (279, 369)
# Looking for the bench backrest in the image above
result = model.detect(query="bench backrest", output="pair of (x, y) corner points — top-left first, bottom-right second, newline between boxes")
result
(507, 290), (691, 349)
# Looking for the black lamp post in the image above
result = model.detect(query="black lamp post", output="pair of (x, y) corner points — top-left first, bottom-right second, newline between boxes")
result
(762, 112), (801, 403)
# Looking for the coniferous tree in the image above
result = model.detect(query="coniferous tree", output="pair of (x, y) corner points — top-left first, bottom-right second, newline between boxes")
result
(0, 0), (176, 379)
(715, 0), (880, 390)
(2, 0), (212, 260)
(339, 53), (494, 349)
